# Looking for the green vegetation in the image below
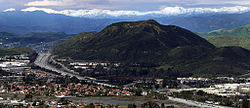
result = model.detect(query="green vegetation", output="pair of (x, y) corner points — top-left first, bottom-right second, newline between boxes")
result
(52, 20), (250, 77)
(167, 46), (250, 77)
(128, 104), (137, 108)
(199, 24), (250, 37)
(0, 47), (35, 57)
(53, 20), (214, 63)
(206, 36), (250, 50)
(242, 99), (250, 108)
(141, 101), (160, 108)
(146, 92), (168, 100)
(198, 24), (250, 51)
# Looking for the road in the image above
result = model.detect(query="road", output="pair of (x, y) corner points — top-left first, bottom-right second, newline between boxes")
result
(239, 70), (250, 77)
(34, 53), (86, 79)
(168, 97), (233, 108)
(34, 52), (116, 87)
(50, 55), (79, 75)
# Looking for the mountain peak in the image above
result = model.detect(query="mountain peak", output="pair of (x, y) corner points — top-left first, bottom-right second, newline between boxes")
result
(54, 20), (214, 62)
(106, 19), (160, 28)
(145, 19), (160, 24)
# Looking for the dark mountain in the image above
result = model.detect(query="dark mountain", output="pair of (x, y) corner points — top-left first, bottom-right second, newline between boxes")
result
(53, 20), (214, 63)
(53, 20), (250, 77)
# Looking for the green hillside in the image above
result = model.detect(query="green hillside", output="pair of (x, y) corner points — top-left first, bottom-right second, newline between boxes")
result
(207, 36), (250, 50)
(52, 20), (250, 77)
(200, 24), (250, 37)
(53, 20), (214, 63)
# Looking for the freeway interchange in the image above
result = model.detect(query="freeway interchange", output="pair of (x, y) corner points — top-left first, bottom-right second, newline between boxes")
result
(34, 52), (116, 87)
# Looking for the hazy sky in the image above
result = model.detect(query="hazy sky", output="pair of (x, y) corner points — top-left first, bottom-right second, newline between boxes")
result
(0, 0), (250, 11)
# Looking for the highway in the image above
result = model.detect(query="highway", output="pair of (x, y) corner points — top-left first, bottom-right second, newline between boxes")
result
(34, 53), (86, 79)
(168, 97), (233, 108)
(34, 52), (116, 87)
(50, 55), (79, 75)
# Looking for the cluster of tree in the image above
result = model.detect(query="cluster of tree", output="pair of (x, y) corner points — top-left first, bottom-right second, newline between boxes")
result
(73, 62), (189, 85)
(141, 102), (168, 108)
(0, 47), (35, 58)
(242, 98), (250, 108)
(0, 69), (13, 76)
(172, 90), (247, 107)
(146, 92), (168, 100)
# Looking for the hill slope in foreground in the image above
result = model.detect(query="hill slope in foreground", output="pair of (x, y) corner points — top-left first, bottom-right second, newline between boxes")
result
(53, 20), (250, 77)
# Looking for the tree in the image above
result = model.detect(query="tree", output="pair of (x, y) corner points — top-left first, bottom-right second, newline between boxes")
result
(135, 88), (142, 96)
(88, 103), (95, 108)
(25, 94), (33, 99)
(70, 76), (80, 83)
(59, 98), (70, 104)
(128, 104), (137, 108)
(141, 102), (160, 108)
(160, 103), (165, 108)
(242, 99), (250, 108)
(196, 90), (205, 96)
(166, 105), (174, 108)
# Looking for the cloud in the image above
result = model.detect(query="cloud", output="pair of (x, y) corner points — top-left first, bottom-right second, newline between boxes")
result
(21, 7), (60, 13)
(3, 8), (16, 12)
(23, 0), (113, 10)
(25, 0), (74, 6)
(21, 6), (250, 18)
(226, 0), (250, 6)
(1, 0), (250, 11)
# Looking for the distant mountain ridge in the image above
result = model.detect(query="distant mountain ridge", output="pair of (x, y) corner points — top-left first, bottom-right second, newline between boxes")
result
(0, 32), (71, 45)
(200, 24), (250, 37)
(198, 24), (250, 50)
(1, 10), (250, 33)
(0, 47), (35, 57)
(20, 6), (250, 18)
(0, 32), (72, 52)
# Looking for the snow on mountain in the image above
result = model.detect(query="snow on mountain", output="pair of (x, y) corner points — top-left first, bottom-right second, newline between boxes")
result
(3, 8), (16, 12)
(20, 6), (250, 18)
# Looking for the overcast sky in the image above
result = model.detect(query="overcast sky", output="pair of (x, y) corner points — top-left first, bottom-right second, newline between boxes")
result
(0, 0), (250, 11)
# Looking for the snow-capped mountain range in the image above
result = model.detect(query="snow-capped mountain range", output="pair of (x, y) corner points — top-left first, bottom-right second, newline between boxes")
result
(4, 6), (250, 18)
